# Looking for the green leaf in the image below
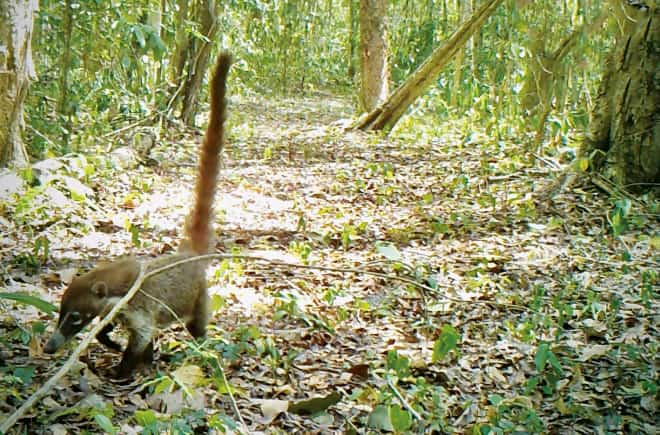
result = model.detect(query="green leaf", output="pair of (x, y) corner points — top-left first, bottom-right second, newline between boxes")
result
(95, 414), (117, 435)
(432, 324), (460, 362)
(367, 405), (393, 431)
(386, 350), (410, 377)
(430, 220), (450, 234)
(389, 404), (412, 431)
(535, 343), (550, 372)
(153, 377), (174, 394)
(376, 243), (402, 261)
(578, 157), (589, 171)
(488, 394), (504, 406)
(0, 292), (57, 314)
(135, 409), (158, 427)
(132, 26), (146, 48)
(146, 31), (167, 59)
(547, 351), (563, 375)
(13, 367), (35, 385)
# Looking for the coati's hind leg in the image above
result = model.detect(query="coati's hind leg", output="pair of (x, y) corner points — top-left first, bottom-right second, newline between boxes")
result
(115, 322), (155, 378)
(186, 284), (209, 338)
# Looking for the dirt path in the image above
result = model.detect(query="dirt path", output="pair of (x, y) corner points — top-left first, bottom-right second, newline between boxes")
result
(1, 94), (658, 433)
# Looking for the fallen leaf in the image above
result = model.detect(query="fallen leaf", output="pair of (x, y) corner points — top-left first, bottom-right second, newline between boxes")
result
(580, 344), (610, 361)
(172, 364), (206, 387)
(347, 363), (369, 379)
(254, 398), (289, 424)
(288, 392), (341, 415)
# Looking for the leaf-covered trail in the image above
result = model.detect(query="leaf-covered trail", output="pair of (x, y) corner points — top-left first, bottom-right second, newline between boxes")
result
(1, 94), (658, 433)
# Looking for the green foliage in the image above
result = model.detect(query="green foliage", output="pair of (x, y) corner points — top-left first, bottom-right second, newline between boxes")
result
(386, 350), (410, 378)
(608, 198), (631, 237)
(482, 394), (544, 434)
(528, 343), (564, 396)
(0, 292), (57, 314)
(432, 324), (460, 362)
(289, 240), (312, 263)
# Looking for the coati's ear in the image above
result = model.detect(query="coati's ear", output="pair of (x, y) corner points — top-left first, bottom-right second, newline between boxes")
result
(91, 281), (108, 297)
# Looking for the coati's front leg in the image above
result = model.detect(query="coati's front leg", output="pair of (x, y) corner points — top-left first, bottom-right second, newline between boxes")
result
(114, 319), (155, 378)
(186, 284), (209, 338)
(96, 323), (122, 352)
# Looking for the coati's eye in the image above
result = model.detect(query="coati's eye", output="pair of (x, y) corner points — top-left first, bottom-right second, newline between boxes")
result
(70, 312), (83, 325)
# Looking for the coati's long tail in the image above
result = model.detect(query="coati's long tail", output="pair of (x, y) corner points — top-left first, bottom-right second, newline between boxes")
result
(183, 52), (232, 254)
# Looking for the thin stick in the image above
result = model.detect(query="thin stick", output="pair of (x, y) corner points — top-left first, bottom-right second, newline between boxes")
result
(386, 376), (423, 421)
(199, 253), (535, 312)
(216, 360), (248, 431)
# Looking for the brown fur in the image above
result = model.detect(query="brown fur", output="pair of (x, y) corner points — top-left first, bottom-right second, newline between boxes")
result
(44, 53), (232, 378)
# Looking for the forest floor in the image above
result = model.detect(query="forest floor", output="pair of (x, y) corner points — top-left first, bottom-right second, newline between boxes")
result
(0, 93), (658, 434)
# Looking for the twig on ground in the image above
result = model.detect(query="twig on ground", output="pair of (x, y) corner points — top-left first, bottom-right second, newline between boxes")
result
(386, 375), (423, 421)
(217, 361), (248, 431)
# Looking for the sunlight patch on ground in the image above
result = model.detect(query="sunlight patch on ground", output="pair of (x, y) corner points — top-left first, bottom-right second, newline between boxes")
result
(209, 283), (272, 317)
(218, 188), (295, 231)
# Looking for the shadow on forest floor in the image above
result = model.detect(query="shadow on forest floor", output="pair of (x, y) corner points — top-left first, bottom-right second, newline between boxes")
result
(0, 93), (658, 433)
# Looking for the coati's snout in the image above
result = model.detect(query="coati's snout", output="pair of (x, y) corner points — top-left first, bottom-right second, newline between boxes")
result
(44, 309), (93, 353)
(43, 329), (66, 353)
(44, 278), (109, 353)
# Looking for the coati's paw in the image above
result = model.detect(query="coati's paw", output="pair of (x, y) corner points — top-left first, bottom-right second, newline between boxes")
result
(113, 361), (137, 379)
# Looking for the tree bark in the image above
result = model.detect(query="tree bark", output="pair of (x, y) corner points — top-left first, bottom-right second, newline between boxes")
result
(358, 0), (389, 112)
(580, 3), (659, 193)
(353, 0), (503, 132)
(0, 0), (37, 167)
(57, 0), (73, 150)
(170, 0), (190, 85)
(347, 0), (358, 81)
(179, 0), (219, 126)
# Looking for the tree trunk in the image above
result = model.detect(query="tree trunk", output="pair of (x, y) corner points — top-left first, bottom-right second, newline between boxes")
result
(580, 3), (659, 193)
(179, 0), (219, 126)
(0, 0), (37, 167)
(57, 0), (73, 150)
(347, 0), (358, 81)
(358, 0), (389, 112)
(353, 0), (503, 132)
(170, 0), (190, 85)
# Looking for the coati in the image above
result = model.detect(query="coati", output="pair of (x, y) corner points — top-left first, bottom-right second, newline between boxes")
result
(43, 52), (232, 378)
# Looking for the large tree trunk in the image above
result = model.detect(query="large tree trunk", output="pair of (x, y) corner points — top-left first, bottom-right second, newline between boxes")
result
(358, 0), (389, 112)
(580, 3), (659, 193)
(353, 0), (503, 132)
(0, 0), (37, 167)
